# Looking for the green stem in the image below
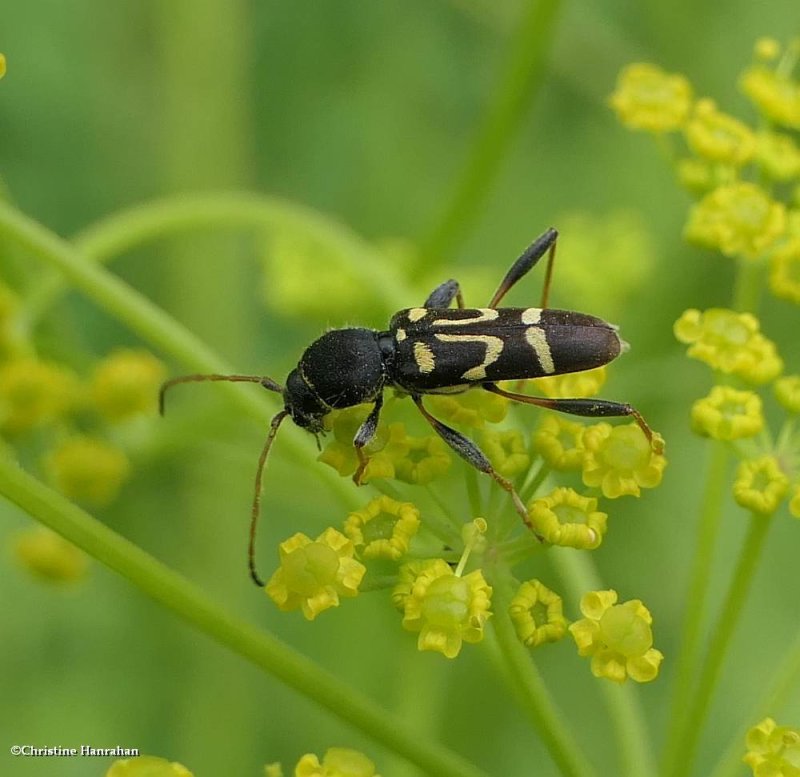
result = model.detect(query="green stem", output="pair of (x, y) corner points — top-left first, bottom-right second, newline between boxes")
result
(549, 548), (658, 777)
(0, 200), (358, 510)
(22, 192), (414, 327)
(418, 0), (562, 268)
(708, 627), (800, 777)
(667, 512), (774, 777)
(661, 442), (730, 774)
(0, 458), (487, 777)
(489, 563), (599, 777)
(731, 257), (765, 314)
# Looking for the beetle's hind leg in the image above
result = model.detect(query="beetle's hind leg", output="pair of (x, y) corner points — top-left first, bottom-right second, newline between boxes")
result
(483, 383), (663, 454)
(488, 228), (558, 309)
(412, 395), (542, 536)
(423, 279), (465, 309)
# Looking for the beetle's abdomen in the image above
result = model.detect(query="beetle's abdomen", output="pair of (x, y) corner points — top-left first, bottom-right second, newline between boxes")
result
(299, 328), (385, 409)
(387, 307), (621, 391)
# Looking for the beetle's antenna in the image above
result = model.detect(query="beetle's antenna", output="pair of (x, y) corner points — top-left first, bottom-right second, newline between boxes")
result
(249, 409), (290, 587)
(159, 374), (284, 415)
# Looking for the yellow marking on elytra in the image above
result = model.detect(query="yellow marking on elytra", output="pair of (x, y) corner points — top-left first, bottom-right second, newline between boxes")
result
(521, 308), (542, 325)
(408, 308), (428, 322)
(413, 341), (436, 373)
(525, 327), (555, 374)
(435, 333), (504, 380)
(396, 328), (407, 341)
(433, 308), (499, 327)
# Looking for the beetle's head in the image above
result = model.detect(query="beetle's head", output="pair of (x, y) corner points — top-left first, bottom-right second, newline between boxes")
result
(283, 367), (328, 434)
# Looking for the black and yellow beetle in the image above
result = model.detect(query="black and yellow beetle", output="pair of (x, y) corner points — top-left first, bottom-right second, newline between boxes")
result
(160, 228), (660, 585)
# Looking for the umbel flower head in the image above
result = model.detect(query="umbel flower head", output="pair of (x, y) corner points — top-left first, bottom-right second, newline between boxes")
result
(509, 579), (568, 647)
(569, 590), (664, 683)
(581, 423), (666, 499)
(740, 39), (800, 129)
(684, 99), (756, 166)
(674, 308), (783, 384)
(105, 756), (193, 777)
(743, 717), (800, 777)
(265, 528), (366, 620)
(732, 456), (790, 515)
(609, 62), (693, 132)
(393, 559), (492, 659)
(691, 385), (764, 440)
(295, 747), (381, 777)
(343, 495), (420, 560)
(684, 182), (786, 261)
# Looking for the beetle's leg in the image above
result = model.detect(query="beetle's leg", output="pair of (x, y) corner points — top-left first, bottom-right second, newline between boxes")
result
(488, 228), (558, 309)
(352, 394), (385, 485)
(483, 383), (663, 454)
(423, 279), (465, 309)
(412, 395), (542, 536)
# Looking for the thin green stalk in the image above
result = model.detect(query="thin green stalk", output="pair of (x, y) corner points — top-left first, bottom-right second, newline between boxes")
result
(489, 563), (599, 777)
(22, 192), (413, 327)
(0, 457), (488, 777)
(549, 548), (658, 777)
(418, 0), (562, 268)
(731, 258), (765, 314)
(709, 627), (800, 777)
(0, 200), (359, 510)
(668, 512), (774, 777)
(661, 442), (730, 774)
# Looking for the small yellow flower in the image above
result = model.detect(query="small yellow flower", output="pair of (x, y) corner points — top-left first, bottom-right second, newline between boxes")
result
(105, 756), (193, 777)
(265, 528), (366, 620)
(530, 365), (607, 400)
(527, 487), (608, 549)
(690, 385), (764, 440)
(428, 389), (507, 428)
(732, 456), (790, 515)
(480, 429), (529, 478)
(790, 486), (800, 518)
(343, 495), (420, 560)
(0, 357), (77, 434)
(394, 559), (492, 659)
(13, 527), (88, 584)
(674, 308), (783, 384)
(610, 63), (693, 132)
(775, 376), (800, 414)
(685, 99), (756, 166)
(90, 349), (166, 421)
(743, 717), (800, 777)
(754, 38), (781, 62)
(264, 764), (284, 777)
(295, 748), (381, 777)
(677, 158), (715, 195)
(569, 590), (664, 683)
(756, 131), (800, 181)
(532, 415), (585, 470)
(582, 423), (666, 499)
(45, 436), (131, 507)
(393, 430), (452, 484)
(740, 65), (800, 129)
(770, 238), (800, 304)
(684, 183), (787, 261)
(509, 579), (568, 647)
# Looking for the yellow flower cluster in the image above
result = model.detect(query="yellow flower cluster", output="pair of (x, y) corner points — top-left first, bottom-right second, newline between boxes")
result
(743, 717), (800, 777)
(610, 63), (692, 132)
(294, 747), (381, 777)
(105, 756), (193, 777)
(569, 590), (664, 683)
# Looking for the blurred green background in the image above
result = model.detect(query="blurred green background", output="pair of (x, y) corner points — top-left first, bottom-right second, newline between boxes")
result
(2, 1), (799, 776)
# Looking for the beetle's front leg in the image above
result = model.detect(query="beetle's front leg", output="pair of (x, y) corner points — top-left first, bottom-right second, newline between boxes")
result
(484, 383), (663, 453)
(352, 394), (385, 485)
(412, 395), (542, 537)
(423, 279), (465, 309)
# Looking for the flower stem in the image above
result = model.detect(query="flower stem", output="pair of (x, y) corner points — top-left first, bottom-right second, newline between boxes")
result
(661, 442), (730, 774)
(666, 512), (774, 777)
(549, 547), (658, 777)
(418, 0), (562, 269)
(0, 458), (488, 777)
(489, 562), (600, 777)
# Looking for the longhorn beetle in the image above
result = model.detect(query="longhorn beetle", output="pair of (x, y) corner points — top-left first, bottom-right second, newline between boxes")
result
(160, 228), (662, 586)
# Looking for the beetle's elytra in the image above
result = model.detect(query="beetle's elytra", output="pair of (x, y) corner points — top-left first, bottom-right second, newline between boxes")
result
(160, 228), (661, 586)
